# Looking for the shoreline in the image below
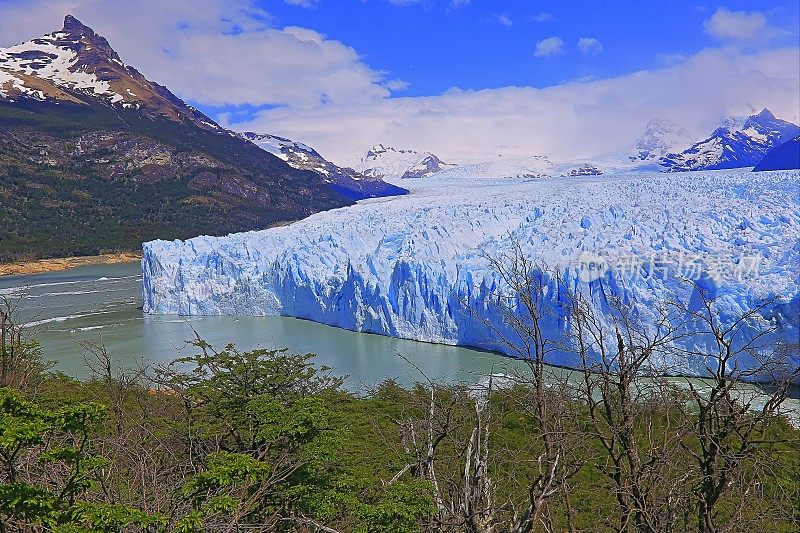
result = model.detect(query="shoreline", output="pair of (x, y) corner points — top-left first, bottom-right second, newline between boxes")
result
(0, 252), (142, 277)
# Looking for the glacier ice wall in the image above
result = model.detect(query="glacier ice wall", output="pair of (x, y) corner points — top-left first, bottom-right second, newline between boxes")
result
(142, 170), (800, 376)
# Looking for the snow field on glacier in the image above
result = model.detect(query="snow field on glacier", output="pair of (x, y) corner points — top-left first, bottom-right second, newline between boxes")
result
(142, 169), (800, 376)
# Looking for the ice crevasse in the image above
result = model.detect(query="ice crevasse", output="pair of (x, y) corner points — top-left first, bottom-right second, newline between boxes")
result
(142, 171), (800, 377)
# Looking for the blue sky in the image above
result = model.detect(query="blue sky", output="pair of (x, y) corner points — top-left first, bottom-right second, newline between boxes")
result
(260, 0), (799, 95)
(1, 0), (798, 163)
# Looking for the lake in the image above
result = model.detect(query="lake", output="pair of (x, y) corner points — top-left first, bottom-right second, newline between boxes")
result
(2, 261), (797, 425)
(0, 261), (529, 390)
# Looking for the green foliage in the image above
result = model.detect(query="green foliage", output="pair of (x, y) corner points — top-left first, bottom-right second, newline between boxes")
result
(0, 388), (166, 530)
(1, 338), (797, 532)
(161, 342), (358, 528)
(58, 502), (169, 532)
(354, 480), (437, 533)
(0, 100), (350, 262)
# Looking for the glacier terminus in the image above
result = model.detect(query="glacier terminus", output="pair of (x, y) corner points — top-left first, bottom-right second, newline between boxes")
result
(142, 170), (800, 378)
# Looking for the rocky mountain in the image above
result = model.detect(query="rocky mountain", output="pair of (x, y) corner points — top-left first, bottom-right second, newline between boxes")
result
(354, 144), (455, 181)
(630, 119), (696, 161)
(0, 16), (378, 262)
(660, 109), (799, 171)
(752, 135), (800, 172)
(240, 133), (407, 200)
(0, 15), (222, 131)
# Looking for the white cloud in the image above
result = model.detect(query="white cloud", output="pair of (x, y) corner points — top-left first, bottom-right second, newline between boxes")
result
(231, 47), (800, 166)
(534, 36), (564, 58)
(383, 78), (410, 91)
(531, 12), (553, 22)
(577, 37), (603, 55)
(0, 0), (392, 108)
(493, 13), (513, 27)
(285, 0), (318, 8)
(1, 1), (797, 170)
(703, 7), (771, 42)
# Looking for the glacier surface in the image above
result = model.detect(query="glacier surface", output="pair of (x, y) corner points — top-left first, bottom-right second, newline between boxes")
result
(142, 170), (800, 377)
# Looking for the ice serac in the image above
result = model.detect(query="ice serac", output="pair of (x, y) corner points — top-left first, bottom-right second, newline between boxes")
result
(142, 170), (800, 378)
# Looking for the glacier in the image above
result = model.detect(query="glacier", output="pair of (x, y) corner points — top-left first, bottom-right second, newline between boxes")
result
(142, 169), (800, 377)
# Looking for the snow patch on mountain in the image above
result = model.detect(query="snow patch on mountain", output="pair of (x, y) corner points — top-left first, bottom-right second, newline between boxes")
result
(241, 132), (408, 200)
(141, 169), (800, 377)
(0, 24), (125, 104)
(661, 109), (799, 171)
(631, 119), (696, 161)
(241, 132), (326, 171)
(354, 144), (455, 180)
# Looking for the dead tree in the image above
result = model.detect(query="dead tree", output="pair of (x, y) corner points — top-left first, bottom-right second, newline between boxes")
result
(471, 242), (584, 532)
(0, 296), (50, 391)
(671, 283), (800, 533)
(390, 353), (499, 532)
(569, 290), (692, 532)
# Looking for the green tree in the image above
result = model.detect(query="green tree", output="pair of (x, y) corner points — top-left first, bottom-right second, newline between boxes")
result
(0, 388), (167, 531)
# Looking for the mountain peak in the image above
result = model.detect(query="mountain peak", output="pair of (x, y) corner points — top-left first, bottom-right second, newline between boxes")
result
(660, 109), (800, 171)
(57, 14), (121, 65)
(632, 118), (695, 160)
(0, 15), (223, 131)
(62, 14), (93, 36)
(754, 108), (776, 120)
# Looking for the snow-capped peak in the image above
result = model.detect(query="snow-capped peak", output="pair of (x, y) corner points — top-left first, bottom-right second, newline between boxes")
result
(631, 118), (696, 161)
(660, 108), (799, 172)
(240, 132), (320, 162)
(355, 144), (454, 181)
(240, 132), (408, 200)
(364, 144), (418, 159)
(0, 15), (223, 131)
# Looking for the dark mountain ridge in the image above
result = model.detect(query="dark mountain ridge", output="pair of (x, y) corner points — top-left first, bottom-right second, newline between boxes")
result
(752, 135), (800, 172)
(0, 16), (370, 262)
(660, 109), (799, 171)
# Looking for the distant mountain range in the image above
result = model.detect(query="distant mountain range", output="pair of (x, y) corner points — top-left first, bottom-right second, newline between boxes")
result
(659, 109), (799, 171)
(353, 109), (799, 185)
(0, 16), (401, 261)
(353, 144), (455, 181)
(240, 133), (406, 200)
(631, 119), (696, 161)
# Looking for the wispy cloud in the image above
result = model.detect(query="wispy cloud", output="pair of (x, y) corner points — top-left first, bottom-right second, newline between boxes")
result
(284, 0), (318, 8)
(577, 37), (603, 55)
(382, 78), (410, 91)
(534, 36), (564, 58)
(493, 12), (513, 27)
(531, 12), (553, 22)
(383, 0), (470, 7)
